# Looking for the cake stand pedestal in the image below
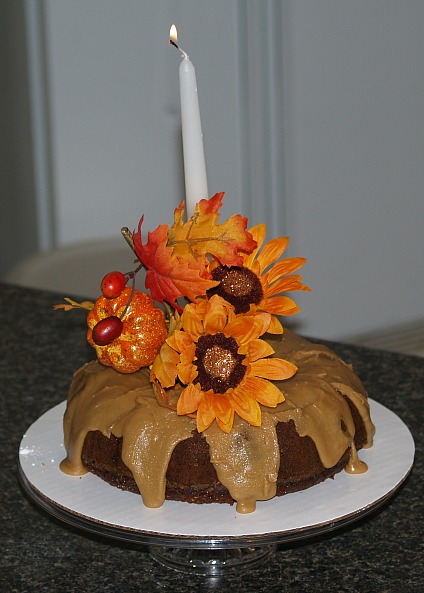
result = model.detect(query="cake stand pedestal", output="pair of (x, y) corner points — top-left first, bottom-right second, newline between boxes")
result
(18, 399), (414, 576)
(148, 544), (277, 576)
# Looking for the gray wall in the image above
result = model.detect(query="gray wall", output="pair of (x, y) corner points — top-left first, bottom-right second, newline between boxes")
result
(0, 0), (38, 279)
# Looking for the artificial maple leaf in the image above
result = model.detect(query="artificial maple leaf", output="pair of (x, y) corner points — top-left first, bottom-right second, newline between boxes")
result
(169, 193), (257, 266)
(53, 298), (94, 312)
(133, 216), (218, 311)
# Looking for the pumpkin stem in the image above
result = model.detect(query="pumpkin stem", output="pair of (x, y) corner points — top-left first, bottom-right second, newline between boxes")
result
(119, 274), (136, 320)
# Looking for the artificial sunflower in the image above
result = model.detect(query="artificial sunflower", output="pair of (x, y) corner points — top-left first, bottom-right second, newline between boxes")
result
(207, 223), (311, 334)
(151, 294), (297, 433)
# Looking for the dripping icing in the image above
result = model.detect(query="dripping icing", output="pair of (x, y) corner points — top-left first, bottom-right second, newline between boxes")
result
(60, 330), (375, 513)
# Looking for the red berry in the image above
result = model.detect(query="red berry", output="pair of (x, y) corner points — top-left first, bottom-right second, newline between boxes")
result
(92, 316), (123, 346)
(101, 271), (127, 299)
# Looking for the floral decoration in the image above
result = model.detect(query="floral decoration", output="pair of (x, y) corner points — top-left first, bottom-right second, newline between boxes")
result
(56, 193), (309, 432)
(207, 223), (311, 334)
(151, 294), (297, 433)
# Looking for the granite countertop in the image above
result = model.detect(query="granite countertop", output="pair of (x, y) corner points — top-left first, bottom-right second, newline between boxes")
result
(1, 282), (422, 593)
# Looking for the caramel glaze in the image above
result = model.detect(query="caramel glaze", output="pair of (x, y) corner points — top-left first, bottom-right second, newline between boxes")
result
(60, 329), (375, 514)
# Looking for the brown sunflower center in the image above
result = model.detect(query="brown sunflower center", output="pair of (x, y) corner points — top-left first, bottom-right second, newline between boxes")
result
(195, 333), (246, 393)
(208, 266), (264, 313)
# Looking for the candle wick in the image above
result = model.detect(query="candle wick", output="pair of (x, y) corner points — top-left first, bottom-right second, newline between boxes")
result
(170, 39), (188, 59)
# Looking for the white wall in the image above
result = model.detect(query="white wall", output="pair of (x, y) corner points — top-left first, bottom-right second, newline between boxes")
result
(23, 0), (424, 341)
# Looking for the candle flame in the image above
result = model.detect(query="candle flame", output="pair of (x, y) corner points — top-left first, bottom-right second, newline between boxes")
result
(169, 24), (188, 58)
(170, 24), (178, 44)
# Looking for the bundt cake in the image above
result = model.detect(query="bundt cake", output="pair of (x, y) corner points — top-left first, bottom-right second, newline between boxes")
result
(60, 330), (374, 514)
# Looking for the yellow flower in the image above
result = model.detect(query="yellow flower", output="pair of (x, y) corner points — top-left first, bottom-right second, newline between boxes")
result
(151, 294), (297, 433)
(207, 224), (310, 333)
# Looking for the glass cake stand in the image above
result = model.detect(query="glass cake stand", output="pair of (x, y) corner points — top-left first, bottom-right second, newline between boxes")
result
(18, 399), (414, 576)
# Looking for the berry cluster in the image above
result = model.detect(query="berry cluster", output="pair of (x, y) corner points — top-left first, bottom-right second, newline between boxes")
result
(92, 271), (129, 346)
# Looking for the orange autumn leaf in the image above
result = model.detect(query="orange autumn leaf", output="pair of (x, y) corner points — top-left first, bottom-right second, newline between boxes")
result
(133, 216), (218, 311)
(169, 193), (257, 266)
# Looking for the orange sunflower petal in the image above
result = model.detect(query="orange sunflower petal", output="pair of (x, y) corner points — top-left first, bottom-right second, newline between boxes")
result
(167, 329), (193, 353)
(151, 342), (180, 388)
(268, 315), (284, 334)
(250, 259), (262, 277)
(247, 339), (275, 362)
(177, 344), (197, 385)
(178, 341), (196, 364)
(250, 311), (273, 337)
(224, 314), (255, 342)
(250, 357), (297, 381)
(177, 383), (202, 415)
(265, 257), (307, 284)
(203, 294), (231, 334)
(215, 411), (235, 434)
(228, 387), (262, 426)
(212, 394), (234, 428)
(243, 224), (266, 268)
(279, 278), (311, 293)
(225, 312), (271, 348)
(177, 361), (197, 385)
(265, 276), (311, 298)
(181, 299), (206, 339)
(241, 375), (285, 407)
(196, 391), (217, 432)
(256, 236), (290, 273)
(262, 295), (300, 316)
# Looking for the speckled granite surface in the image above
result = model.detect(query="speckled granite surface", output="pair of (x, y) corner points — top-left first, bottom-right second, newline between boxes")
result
(1, 283), (422, 593)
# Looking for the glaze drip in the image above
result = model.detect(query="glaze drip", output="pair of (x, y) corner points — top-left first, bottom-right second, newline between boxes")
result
(205, 413), (279, 513)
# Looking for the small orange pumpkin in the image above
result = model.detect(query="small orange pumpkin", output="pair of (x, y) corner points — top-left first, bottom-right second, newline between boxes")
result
(87, 288), (167, 373)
